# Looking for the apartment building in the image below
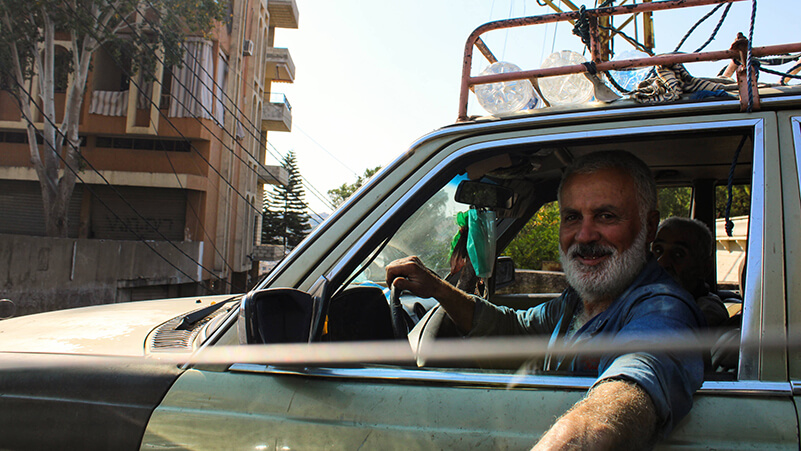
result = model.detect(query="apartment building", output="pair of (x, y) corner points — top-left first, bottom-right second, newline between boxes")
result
(0, 0), (298, 315)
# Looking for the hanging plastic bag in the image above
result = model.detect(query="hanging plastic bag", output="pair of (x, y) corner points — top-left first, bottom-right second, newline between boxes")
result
(466, 209), (496, 278)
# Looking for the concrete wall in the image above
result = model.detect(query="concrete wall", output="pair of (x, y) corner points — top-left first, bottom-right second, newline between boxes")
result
(498, 269), (568, 295)
(0, 234), (203, 316)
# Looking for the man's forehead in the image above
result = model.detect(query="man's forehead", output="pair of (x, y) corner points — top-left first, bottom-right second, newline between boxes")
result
(560, 168), (639, 204)
(655, 225), (701, 249)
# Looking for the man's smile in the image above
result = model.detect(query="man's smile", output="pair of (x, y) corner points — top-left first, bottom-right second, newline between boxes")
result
(570, 244), (614, 267)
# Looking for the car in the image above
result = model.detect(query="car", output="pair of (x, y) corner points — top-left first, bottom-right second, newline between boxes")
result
(2, 1), (801, 449)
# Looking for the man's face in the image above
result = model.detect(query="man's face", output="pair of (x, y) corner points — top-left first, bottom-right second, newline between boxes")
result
(652, 224), (707, 294)
(558, 168), (655, 303)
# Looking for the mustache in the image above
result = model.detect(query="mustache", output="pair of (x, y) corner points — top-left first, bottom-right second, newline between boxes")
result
(568, 242), (615, 259)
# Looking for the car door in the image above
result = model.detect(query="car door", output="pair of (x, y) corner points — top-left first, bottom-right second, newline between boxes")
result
(779, 111), (801, 433)
(142, 112), (799, 449)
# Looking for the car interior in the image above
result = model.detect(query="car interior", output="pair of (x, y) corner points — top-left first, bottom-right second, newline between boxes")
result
(240, 122), (756, 381)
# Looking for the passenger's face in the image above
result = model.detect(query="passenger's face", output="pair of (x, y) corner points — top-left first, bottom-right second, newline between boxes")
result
(558, 168), (655, 302)
(652, 225), (706, 293)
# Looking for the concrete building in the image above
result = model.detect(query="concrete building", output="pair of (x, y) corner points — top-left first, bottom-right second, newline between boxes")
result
(0, 0), (298, 315)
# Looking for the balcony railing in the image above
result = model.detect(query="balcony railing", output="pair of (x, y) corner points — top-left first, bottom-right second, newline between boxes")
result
(262, 93), (292, 132)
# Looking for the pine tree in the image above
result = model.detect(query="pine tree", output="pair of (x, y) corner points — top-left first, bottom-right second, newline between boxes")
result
(262, 151), (311, 249)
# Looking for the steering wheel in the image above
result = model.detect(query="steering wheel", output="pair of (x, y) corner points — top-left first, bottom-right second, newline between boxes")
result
(408, 304), (467, 367)
(389, 285), (411, 339)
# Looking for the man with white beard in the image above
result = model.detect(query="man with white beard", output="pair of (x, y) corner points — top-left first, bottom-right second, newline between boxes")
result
(386, 151), (705, 450)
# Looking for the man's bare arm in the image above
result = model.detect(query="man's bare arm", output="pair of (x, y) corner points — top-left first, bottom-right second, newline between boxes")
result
(386, 256), (476, 333)
(532, 379), (658, 451)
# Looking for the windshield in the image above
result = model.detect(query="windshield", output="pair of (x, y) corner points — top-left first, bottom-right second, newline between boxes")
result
(352, 174), (469, 285)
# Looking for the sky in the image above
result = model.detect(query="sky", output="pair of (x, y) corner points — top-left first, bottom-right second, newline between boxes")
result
(266, 0), (798, 217)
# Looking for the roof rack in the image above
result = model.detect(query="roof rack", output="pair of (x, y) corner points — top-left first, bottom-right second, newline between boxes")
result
(459, 0), (801, 120)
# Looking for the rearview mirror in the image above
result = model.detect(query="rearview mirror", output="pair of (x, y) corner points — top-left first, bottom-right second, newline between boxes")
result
(455, 180), (515, 209)
(238, 288), (314, 344)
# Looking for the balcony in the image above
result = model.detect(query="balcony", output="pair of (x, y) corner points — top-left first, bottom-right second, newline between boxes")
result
(265, 47), (295, 83)
(258, 164), (288, 186)
(268, 0), (299, 29)
(262, 93), (292, 132)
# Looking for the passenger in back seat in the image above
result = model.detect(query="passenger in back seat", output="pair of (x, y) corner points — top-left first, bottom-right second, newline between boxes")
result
(652, 217), (730, 328)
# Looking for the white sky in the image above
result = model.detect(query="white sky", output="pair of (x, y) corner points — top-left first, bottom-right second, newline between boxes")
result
(266, 0), (798, 216)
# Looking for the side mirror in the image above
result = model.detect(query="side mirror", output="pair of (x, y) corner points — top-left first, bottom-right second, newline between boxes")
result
(455, 180), (515, 209)
(494, 256), (516, 289)
(238, 288), (314, 345)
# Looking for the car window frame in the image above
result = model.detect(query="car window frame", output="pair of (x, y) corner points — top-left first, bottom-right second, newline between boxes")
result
(307, 115), (777, 388)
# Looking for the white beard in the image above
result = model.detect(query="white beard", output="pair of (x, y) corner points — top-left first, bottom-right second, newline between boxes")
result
(559, 224), (649, 304)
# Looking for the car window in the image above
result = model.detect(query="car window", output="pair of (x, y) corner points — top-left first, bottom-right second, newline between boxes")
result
(319, 120), (767, 383)
(350, 174), (470, 286)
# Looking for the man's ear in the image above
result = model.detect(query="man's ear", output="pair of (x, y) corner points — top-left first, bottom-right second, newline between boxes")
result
(646, 210), (660, 243)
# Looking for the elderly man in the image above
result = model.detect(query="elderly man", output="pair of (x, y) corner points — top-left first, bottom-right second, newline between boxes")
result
(386, 150), (705, 450)
(652, 217), (730, 327)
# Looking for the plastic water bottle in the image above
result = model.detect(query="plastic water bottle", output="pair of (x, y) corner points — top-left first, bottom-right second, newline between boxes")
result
(474, 62), (538, 115)
(539, 50), (594, 105)
(608, 50), (652, 93)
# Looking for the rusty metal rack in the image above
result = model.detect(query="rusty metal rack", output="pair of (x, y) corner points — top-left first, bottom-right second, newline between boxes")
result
(458, 0), (801, 120)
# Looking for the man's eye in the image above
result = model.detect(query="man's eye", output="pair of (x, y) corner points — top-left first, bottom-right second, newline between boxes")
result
(563, 214), (579, 222)
(673, 250), (685, 259)
(652, 246), (663, 255)
(598, 213), (616, 221)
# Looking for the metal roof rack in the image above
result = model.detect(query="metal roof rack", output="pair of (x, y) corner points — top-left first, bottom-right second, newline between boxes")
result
(458, 0), (801, 121)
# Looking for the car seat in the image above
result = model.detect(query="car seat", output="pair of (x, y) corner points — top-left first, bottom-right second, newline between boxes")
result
(324, 285), (395, 341)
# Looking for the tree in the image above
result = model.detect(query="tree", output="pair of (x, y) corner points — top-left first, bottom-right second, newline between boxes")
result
(0, 0), (225, 237)
(327, 166), (382, 208)
(262, 151), (311, 249)
(503, 201), (561, 270)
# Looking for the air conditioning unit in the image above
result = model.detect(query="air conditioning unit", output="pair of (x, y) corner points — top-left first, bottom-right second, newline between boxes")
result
(243, 40), (254, 57)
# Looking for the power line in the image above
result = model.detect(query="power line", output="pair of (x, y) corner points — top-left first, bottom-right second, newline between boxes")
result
(135, 0), (338, 208)
(0, 70), (227, 293)
(106, 0), (331, 221)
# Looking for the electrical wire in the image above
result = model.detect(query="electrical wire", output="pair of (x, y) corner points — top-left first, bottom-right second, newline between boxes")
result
(137, 0), (337, 200)
(0, 69), (225, 293)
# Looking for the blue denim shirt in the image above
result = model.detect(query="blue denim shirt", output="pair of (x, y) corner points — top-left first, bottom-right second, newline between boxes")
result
(470, 259), (705, 436)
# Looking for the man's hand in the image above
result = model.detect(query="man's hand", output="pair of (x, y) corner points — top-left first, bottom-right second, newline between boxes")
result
(386, 256), (476, 333)
(532, 379), (657, 451)
(386, 256), (447, 300)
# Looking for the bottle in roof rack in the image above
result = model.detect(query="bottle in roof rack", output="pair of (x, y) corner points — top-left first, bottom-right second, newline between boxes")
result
(474, 62), (541, 115)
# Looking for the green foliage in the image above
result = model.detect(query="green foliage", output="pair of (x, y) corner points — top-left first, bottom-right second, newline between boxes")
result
(503, 202), (561, 270)
(0, 0), (226, 236)
(262, 151), (311, 249)
(657, 186), (692, 219)
(328, 166), (382, 208)
(715, 184), (751, 218)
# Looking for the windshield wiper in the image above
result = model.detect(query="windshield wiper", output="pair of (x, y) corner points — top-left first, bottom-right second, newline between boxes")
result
(176, 298), (236, 331)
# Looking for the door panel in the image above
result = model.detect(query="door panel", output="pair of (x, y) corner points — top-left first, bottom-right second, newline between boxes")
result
(142, 368), (798, 449)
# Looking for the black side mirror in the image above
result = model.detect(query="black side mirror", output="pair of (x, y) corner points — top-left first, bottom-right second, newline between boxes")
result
(455, 180), (515, 209)
(238, 288), (314, 344)
(494, 256), (516, 289)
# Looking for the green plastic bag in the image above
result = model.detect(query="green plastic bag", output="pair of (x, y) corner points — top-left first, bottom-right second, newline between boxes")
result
(467, 209), (496, 278)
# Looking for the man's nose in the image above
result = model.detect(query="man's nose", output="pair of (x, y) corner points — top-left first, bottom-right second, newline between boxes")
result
(656, 251), (672, 268)
(574, 218), (601, 243)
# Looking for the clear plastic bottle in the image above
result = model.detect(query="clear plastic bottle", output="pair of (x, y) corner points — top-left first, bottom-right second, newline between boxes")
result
(474, 62), (538, 115)
(539, 50), (594, 105)
(607, 49), (652, 94)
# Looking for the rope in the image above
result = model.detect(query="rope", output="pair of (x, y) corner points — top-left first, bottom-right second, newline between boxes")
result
(758, 65), (801, 81)
(724, 135), (749, 237)
(605, 71), (632, 94)
(692, 2), (732, 53)
(673, 3), (724, 54)
(746, 0), (757, 112)
(572, 6), (591, 48)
